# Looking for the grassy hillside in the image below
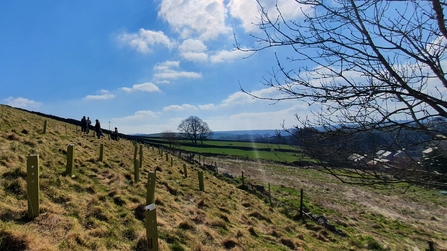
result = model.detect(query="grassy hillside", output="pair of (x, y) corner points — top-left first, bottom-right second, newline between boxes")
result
(1, 104), (446, 250)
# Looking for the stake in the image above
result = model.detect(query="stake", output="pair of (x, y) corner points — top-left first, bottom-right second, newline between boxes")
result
(66, 144), (75, 176)
(428, 241), (434, 251)
(134, 159), (140, 183)
(145, 204), (158, 251)
(139, 145), (143, 169)
(27, 155), (40, 219)
(146, 172), (156, 205)
(198, 170), (204, 192)
(300, 189), (304, 223)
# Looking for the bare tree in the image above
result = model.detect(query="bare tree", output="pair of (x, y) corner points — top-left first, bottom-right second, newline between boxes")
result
(178, 116), (213, 144)
(237, 0), (447, 188)
(198, 121), (213, 144)
(161, 130), (180, 148)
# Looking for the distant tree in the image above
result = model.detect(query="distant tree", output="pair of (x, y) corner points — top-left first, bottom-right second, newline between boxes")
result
(178, 116), (213, 144)
(161, 130), (180, 148)
(237, 0), (447, 188)
(197, 121), (213, 144)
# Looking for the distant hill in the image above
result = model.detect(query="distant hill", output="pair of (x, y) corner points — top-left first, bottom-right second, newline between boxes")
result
(210, 129), (289, 141)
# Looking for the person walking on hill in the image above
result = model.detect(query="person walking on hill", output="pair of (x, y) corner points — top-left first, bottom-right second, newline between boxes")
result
(80, 116), (86, 132)
(94, 119), (103, 139)
(111, 127), (119, 141)
(86, 117), (91, 134)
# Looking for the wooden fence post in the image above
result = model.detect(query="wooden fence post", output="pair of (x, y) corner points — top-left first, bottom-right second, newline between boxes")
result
(145, 204), (158, 251)
(300, 189), (305, 223)
(198, 170), (204, 192)
(145, 171), (158, 250)
(99, 144), (104, 162)
(215, 162), (218, 174)
(27, 155), (40, 219)
(170, 157), (173, 167)
(165, 152), (169, 161)
(139, 145), (143, 169)
(241, 171), (245, 186)
(428, 241), (434, 251)
(146, 171), (156, 205)
(134, 145), (138, 161)
(134, 159), (140, 183)
(183, 164), (187, 178)
(66, 144), (75, 176)
(268, 183), (273, 207)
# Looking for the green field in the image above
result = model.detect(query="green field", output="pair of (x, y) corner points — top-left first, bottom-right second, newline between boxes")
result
(139, 137), (314, 163)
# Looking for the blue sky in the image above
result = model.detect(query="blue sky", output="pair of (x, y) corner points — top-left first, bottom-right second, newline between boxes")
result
(0, 0), (311, 134)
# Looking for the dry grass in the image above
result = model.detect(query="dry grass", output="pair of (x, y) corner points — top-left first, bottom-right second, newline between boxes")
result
(212, 157), (447, 250)
(1, 104), (446, 251)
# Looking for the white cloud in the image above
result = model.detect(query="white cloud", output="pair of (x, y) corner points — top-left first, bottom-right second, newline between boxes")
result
(427, 35), (447, 55)
(121, 82), (161, 92)
(117, 28), (174, 53)
(158, 0), (231, 40)
(207, 104), (309, 131)
(134, 82), (161, 92)
(84, 90), (115, 100)
(179, 39), (208, 62)
(221, 91), (256, 106)
(3, 97), (42, 109)
(153, 61), (202, 80)
(177, 39), (250, 63)
(199, 104), (215, 110)
(156, 80), (171, 85)
(210, 48), (250, 63)
(155, 70), (202, 80)
(219, 87), (298, 107)
(181, 52), (209, 62)
(163, 103), (198, 112)
(112, 110), (159, 124)
(251, 87), (284, 99)
(153, 61), (180, 71)
(228, 0), (307, 33)
(227, 0), (260, 33)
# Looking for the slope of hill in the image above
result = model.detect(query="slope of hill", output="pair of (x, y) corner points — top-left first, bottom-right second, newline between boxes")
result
(1, 104), (447, 251)
(0, 105), (340, 250)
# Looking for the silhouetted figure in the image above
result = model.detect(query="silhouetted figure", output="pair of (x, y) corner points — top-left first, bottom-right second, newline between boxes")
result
(86, 117), (91, 134)
(111, 127), (119, 141)
(94, 119), (103, 139)
(80, 116), (86, 132)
